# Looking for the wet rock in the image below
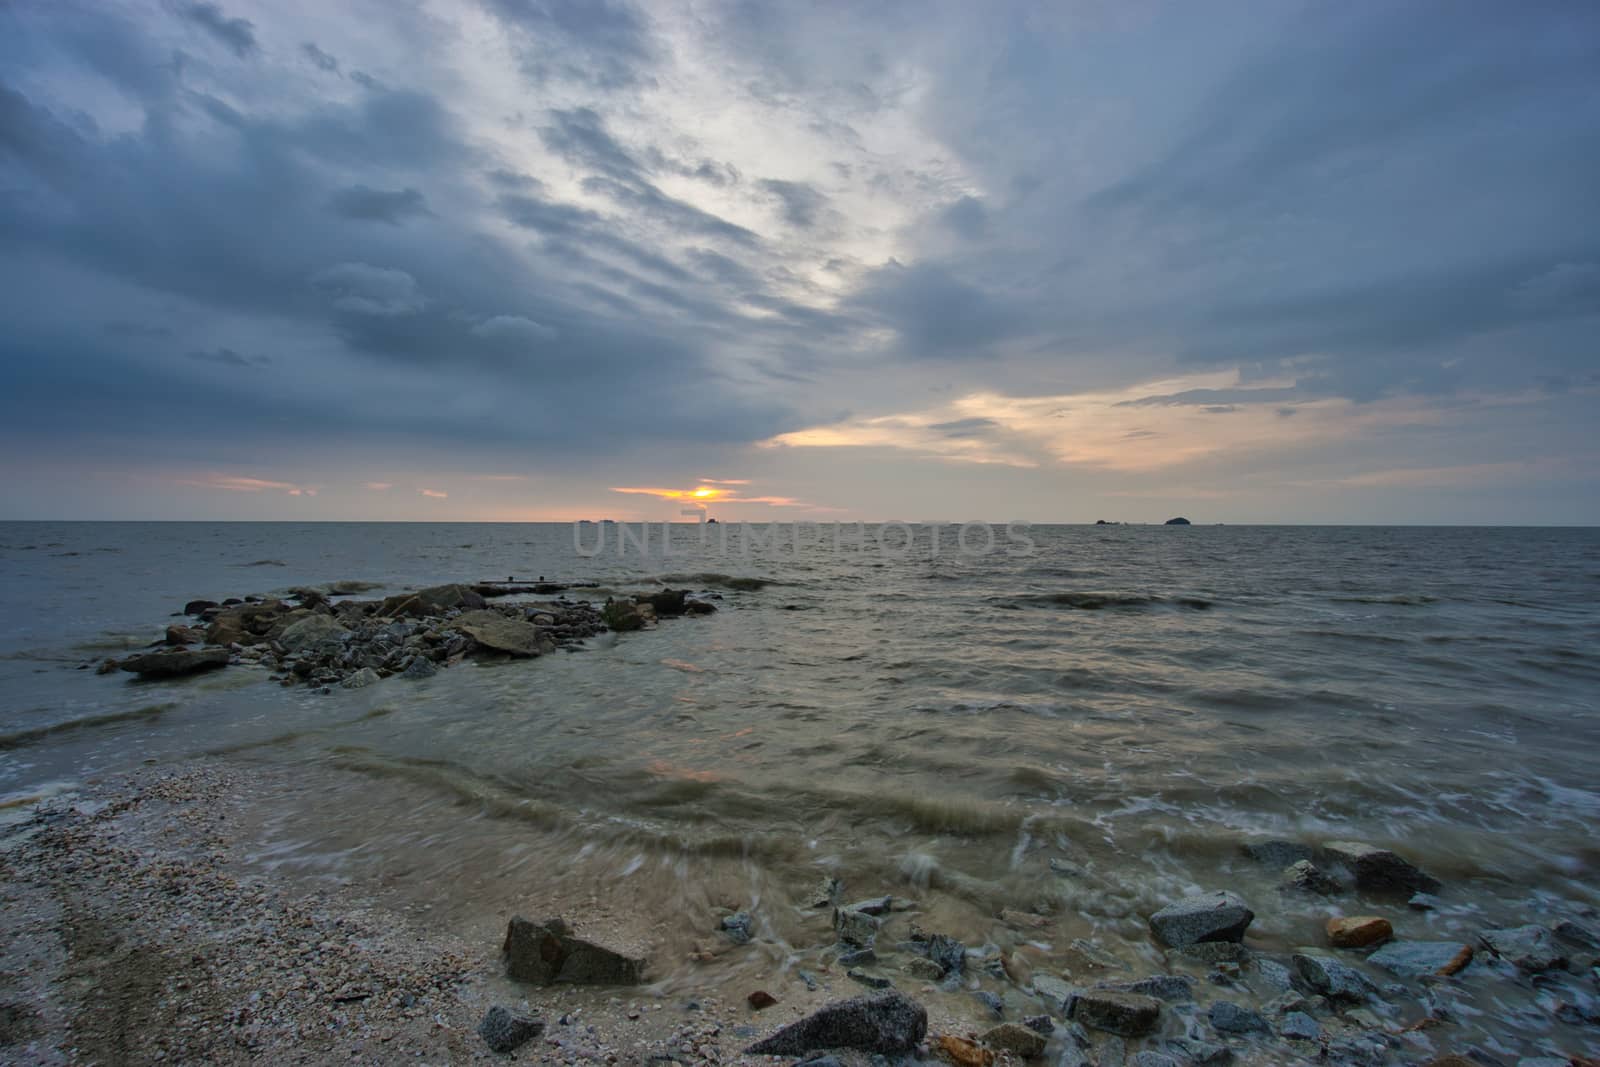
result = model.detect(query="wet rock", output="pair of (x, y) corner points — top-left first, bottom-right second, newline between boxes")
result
(1176, 941), (1250, 963)
(1408, 892), (1441, 911)
(746, 990), (777, 1010)
(1480, 924), (1566, 973)
(1281, 860), (1342, 895)
(743, 990), (927, 1056)
(983, 1021), (1047, 1058)
(182, 599), (218, 616)
(1130, 1053), (1183, 1067)
(379, 583), (485, 617)
(1209, 1001), (1270, 1034)
(1169, 1037), (1232, 1065)
(838, 947), (876, 967)
(833, 906), (880, 947)
(1327, 916), (1394, 949)
(639, 589), (690, 616)
(902, 957), (944, 981)
(926, 933), (967, 977)
(1321, 841), (1441, 894)
(1367, 940), (1474, 978)
(847, 969), (891, 989)
(1110, 975), (1193, 1002)
(1148, 891), (1254, 948)
(1279, 1011), (1321, 1040)
(808, 876), (842, 908)
(1070, 989), (1160, 1037)
(720, 911), (753, 945)
(478, 1005), (544, 1053)
(936, 1034), (995, 1066)
(1243, 840), (1315, 867)
(453, 610), (545, 656)
(119, 647), (230, 678)
(1022, 1014), (1053, 1035)
(973, 990), (1004, 1018)
(503, 916), (645, 985)
(1554, 917), (1600, 949)
(601, 599), (645, 632)
(340, 667), (381, 689)
(846, 895), (894, 915)
(399, 656), (437, 679)
(1032, 974), (1075, 1011)
(1292, 953), (1374, 1002)
(1253, 957), (1294, 991)
(278, 614), (349, 653)
(164, 624), (203, 645)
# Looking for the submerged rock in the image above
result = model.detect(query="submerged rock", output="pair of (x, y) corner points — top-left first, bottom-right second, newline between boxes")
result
(744, 990), (927, 1056)
(478, 1005), (543, 1053)
(983, 1021), (1047, 1058)
(119, 647), (229, 678)
(502, 916), (645, 985)
(1367, 940), (1474, 978)
(935, 1034), (994, 1066)
(1148, 891), (1254, 948)
(720, 911), (753, 945)
(1321, 840), (1441, 894)
(1292, 953), (1374, 1002)
(902, 957), (943, 980)
(1070, 989), (1160, 1037)
(1031, 974), (1075, 1011)
(399, 656), (437, 680)
(1327, 915), (1394, 948)
(1243, 840), (1315, 867)
(1209, 1000), (1269, 1034)
(1281, 860), (1342, 895)
(1480, 924), (1566, 973)
(182, 598), (218, 616)
(340, 667), (381, 689)
(833, 906), (880, 947)
(1103, 975), (1193, 1002)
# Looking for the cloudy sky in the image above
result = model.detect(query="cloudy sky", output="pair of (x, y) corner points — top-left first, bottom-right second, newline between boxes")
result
(2, 0), (1596, 523)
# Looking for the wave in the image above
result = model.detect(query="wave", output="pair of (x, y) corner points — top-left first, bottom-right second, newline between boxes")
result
(1328, 594), (1436, 605)
(1001, 592), (1215, 611)
(653, 572), (778, 590)
(0, 703), (174, 750)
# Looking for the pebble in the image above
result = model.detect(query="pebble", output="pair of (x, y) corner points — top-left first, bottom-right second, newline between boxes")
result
(1327, 915), (1394, 948)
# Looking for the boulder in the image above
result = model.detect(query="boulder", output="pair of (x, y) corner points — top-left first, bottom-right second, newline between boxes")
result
(744, 990), (927, 1056)
(639, 589), (689, 616)
(478, 1005), (543, 1053)
(341, 667), (381, 689)
(378, 584), (485, 618)
(278, 614), (350, 653)
(1281, 860), (1342, 895)
(164, 624), (203, 646)
(400, 656), (438, 680)
(119, 647), (229, 678)
(982, 1022), (1047, 1058)
(454, 610), (544, 656)
(503, 916), (645, 985)
(1367, 940), (1474, 978)
(1291, 953), (1373, 1002)
(601, 600), (645, 632)
(1070, 990), (1160, 1037)
(1148, 891), (1254, 948)
(1321, 841), (1441, 894)
(1479, 924), (1566, 973)
(182, 599), (218, 616)
(1327, 916), (1394, 948)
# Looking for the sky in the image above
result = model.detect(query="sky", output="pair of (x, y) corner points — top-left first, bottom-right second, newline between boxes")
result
(1, 0), (1596, 523)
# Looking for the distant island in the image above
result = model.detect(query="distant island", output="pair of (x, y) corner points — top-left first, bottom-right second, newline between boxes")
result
(1164, 516), (1191, 525)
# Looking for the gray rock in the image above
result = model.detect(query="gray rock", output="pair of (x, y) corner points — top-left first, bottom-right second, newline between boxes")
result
(834, 906), (880, 947)
(503, 916), (645, 985)
(119, 647), (230, 677)
(808, 876), (843, 908)
(1033, 974), (1075, 1011)
(1253, 957), (1294, 992)
(1209, 1001), (1270, 1034)
(1148, 891), (1254, 948)
(925, 933), (966, 976)
(902, 957), (944, 981)
(795, 1057), (845, 1067)
(1170, 1037), (1232, 1065)
(1243, 840), (1315, 867)
(1104, 975), (1193, 1002)
(720, 911), (753, 944)
(340, 667), (381, 689)
(399, 655), (437, 679)
(744, 990), (927, 1056)
(277, 614), (350, 653)
(1321, 841), (1441, 894)
(1070, 989), (1161, 1037)
(1022, 1014), (1053, 1035)
(1280, 860), (1342, 895)
(1292, 953), (1374, 1002)
(1098, 1036), (1127, 1067)
(454, 610), (545, 656)
(1554, 917), (1600, 949)
(1367, 940), (1473, 978)
(1480, 924), (1566, 972)
(478, 1005), (544, 1053)
(847, 969), (891, 989)
(1408, 892), (1440, 911)
(984, 1021), (1047, 1058)
(1130, 1054), (1182, 1067)
(379, 583), (485, 617)
(1279, 1011), (1321, 1040)
(838, 947), (877, 967)
(974, 990), (1004, 1018)
(1518, 1059), (1574, 1067)
(1176, 940), (1250, 963)
(846, 895), (894, 915)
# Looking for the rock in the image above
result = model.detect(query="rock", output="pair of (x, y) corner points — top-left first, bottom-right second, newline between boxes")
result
(1423, 1059), (1482, 1067)
(400, 656), (437, 679)
(1164, 517), (1192, 525)
(847, 969), (891, 989)
(743, 990), (927, 1056)
(1292, 953), (1373, 1002)
(1279, 1011), (1322, 1040)
(1032, 974), (1075, 1011)
(1281, 860), (1342, 895)
(747, 990), (777, 1010)
(502, 916), (645, 985)
(602, 599), (645, 632)
(340, 667), (381, 689)
(1109, 975), (1192, 1002)
(1169, 1038), (1232, 1065)
(182, 599), (218, 616)
(1022, 1014), (1052, 1035)
(1148, 891), (1254, 948)
(1209, 1001), (1270, 1034)
(379, 583), (485, 617)
(164, 624), (203, 645)
(1554, 918), (1600, 949)
(453, 610), (545, 656)
(834, 907), (879, 947)
(639, 589), (690, 616)
(1253, 957), (1294, 991)
(983, 1022), (1047, 1058)
(720, 911), (753, 944)
(846, 895), (894, 915)
(974, 990), (1004, 1018)
(1327, 916), (1394, 948)
(936, 1034), (995, 1067)
(1175, 941), (1249, 963)
(1367, 940), (1474, 978)
(808, 876), (843, 908)
(1480, 925), (1566, 973)
(1321, 841), (1441, 894)
(1409, 892), (1441, 911)
(902, 957), (944, 981)
(1243, 840), (1315, 867)
(478, 1005), (544, 1053)
(925, 933), (966, 976)
(838, 947), (876, 967)
(119, 647), (230, 678)
(1070, 989), (1160, 1037)
(278, 614), (350, 653)
(1131, 1054), (1183, 1067)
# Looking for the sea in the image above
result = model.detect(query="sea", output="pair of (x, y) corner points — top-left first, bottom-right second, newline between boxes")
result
(2, 521), (1597, 1056)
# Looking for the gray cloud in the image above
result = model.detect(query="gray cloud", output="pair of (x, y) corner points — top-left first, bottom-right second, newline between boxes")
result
(174, 2), (257, 58)
(759, 179), (827, 228)
(328, 186), (433, 225)
(301, 42), (340, 74)
(187, 347), (270, 368)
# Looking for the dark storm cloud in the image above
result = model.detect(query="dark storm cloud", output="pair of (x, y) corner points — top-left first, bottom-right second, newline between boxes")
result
(328, 185), (433, 225)
(758, 179), (827, 229)
(174, 2), (257, 58)
(849, 262), (1018, 357)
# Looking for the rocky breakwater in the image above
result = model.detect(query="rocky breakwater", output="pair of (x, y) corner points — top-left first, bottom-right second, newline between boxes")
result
(102, 582), (718, 691)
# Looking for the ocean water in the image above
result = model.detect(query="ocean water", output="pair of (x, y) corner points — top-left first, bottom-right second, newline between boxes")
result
(3, 522), (1598, 1053)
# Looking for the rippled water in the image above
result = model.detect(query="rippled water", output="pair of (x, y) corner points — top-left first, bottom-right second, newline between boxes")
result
(3, 521), (1598, 1054)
